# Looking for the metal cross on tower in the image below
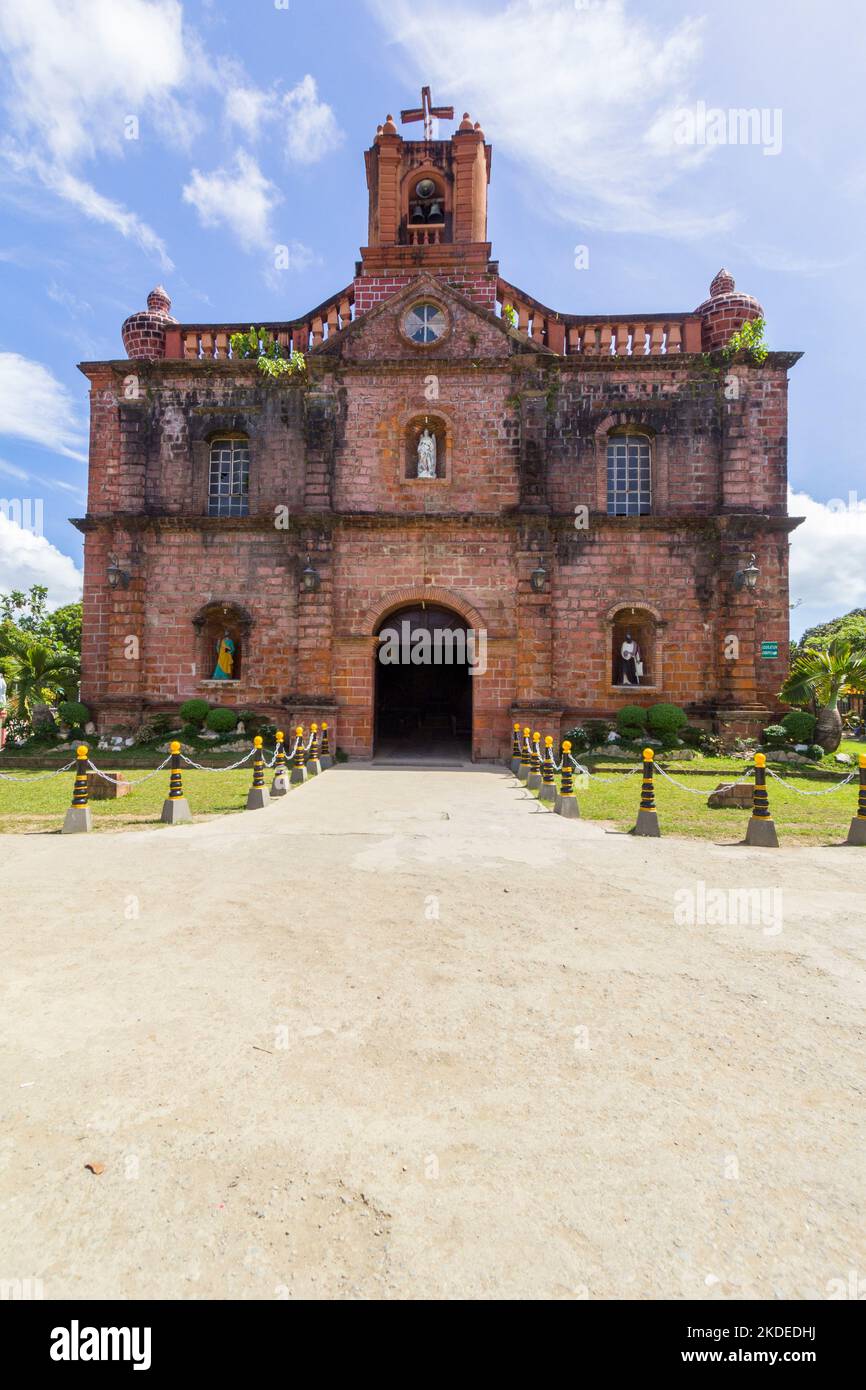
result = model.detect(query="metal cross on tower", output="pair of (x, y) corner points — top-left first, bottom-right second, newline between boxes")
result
(400, 86), (454, 141)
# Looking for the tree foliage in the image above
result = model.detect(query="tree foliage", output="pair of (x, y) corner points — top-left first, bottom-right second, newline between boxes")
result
(0, 584), (82, 723)
(792, 609), (866, 659)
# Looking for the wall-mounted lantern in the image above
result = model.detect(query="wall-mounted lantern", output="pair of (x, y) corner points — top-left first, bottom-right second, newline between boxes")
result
(530, 562), (548, 593)
(301, 555), (321, 593)
(734, 554), (760, 593)
(106, 553), (131, 590)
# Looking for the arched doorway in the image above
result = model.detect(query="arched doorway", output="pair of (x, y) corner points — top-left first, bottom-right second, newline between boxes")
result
(374, 603), (472, 758)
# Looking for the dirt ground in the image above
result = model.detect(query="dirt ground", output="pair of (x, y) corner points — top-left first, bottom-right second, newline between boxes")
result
(1, 766), (864, 1300)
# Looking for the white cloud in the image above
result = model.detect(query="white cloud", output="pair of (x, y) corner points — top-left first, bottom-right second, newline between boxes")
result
(0, 0), (187, 163)
(182, 150), (281, 251)
(0, 354), (86, 462)
(365, 0), (732, 237)
(0, 514), (82, 606)
(0, 0), (186, 267)
(0, 456), (87, 503)
(282, 75), (343, 165)
(224, 73), (343, 167)
(0, 458), (29, 483)
(788, 488), (866, 635)
(2, 148), (175, 272)
(226, 85), (272, 141)
(47, 282), (93, 317)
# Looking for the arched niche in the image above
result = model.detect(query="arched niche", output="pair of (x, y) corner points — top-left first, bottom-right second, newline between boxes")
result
(607, 602), (663, 690)
(192, 601), (253, 683)
(404, 413), (450, 480)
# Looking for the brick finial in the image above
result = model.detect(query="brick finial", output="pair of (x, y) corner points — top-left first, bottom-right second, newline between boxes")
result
(459, 112), (474, 131)
(146, 285), (172, 314)
(382, 113), (398, 135)
(695, 267), (763, 352)
(121, 285), (177, 361)
(709, 267), (735, 297)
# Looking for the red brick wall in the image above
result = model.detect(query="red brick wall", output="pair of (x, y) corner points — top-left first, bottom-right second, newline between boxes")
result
(79, 283), (797, 754)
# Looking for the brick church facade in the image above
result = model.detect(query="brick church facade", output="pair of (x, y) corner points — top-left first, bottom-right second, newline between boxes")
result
(77, 95), (801, 759)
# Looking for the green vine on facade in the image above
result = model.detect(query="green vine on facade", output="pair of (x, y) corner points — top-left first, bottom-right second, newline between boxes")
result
(229, 326), (307, 379)
(721, 316), (769, 364)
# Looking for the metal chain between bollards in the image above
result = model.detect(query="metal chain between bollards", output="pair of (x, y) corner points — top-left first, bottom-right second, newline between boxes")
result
(0, 760), (76, 782)
(180, 748), (256, 772)
(86, 758), (170, 786)
(653, 763), (748, 796)
(765, 766), (857, 796)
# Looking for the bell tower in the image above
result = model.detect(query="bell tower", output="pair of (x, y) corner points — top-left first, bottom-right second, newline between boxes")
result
(356, 87), (496, 310)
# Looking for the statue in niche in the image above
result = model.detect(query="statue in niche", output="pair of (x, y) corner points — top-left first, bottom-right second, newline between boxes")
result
(618, 631), (643, 686)
(212, 632), (236, 680)
(416, 425), (437, 478)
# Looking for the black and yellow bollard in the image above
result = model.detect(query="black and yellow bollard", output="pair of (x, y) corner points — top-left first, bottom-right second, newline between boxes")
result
(319, 720), (333, 770)
(271, 730), (289, 796)
(527, 731), (543, 791)
(517, 726), (532, 783)
(246, 735), (270, 810)
(62, 744), (92, 834)
(290, 724), (308, 785)
(509, 722), (521, 772)
(846, 753), (866, 845)
(743, 751), (779, 846)
(631, 747), (661, 837)
(161, 739), (192, 824)
(539, 734), (557, 803)
(555, 740), (581, 818)
(306, 722), (322, 777)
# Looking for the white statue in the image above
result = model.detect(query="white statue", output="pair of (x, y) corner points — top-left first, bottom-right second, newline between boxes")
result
(417, 426), (437, 478)
(619, 632), (643, 686)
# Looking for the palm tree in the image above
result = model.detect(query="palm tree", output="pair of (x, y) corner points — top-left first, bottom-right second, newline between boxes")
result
(780, 637), (866, 752)
(0, 631), (80, 723)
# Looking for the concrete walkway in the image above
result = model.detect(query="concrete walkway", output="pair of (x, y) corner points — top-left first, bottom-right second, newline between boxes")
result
(1, 767), (864, 1299)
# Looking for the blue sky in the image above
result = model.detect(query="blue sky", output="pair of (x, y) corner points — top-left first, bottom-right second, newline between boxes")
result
(0, 0), (864, 638)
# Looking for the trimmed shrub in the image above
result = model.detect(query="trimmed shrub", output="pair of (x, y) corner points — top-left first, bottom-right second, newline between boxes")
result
(761, 723), (789, 749)
(656, 731), (681, 751)
(583, 719), (612, 748)
(181, 723), (204, 742)
(806, 743), (825, 762)
(681, 725), (725, 756)
(616, 705), (648, 736)
(57, 700), (89, 729)
(137, 713), (173, 741)
(179, 698), (210, 728)
(205, 706), (238, 734)
(561, 725), (588, 751)
(238, 708), (268, 736)
(646, 703), (687, 735)
(781, 710), (817, 743)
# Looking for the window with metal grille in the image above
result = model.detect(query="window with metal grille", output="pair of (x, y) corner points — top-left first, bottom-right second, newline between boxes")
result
(208, 437), (249, 517)
(606, 435), (651, 516)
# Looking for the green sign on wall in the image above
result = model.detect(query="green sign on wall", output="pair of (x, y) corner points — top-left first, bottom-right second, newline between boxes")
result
(761, 641), (779, 659)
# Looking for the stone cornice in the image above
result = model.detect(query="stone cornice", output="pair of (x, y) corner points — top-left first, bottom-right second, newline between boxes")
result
(71, 510), (803, 535)
(76, 349), (802, 381)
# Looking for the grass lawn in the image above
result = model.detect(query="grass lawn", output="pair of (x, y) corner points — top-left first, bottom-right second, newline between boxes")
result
(0, 747), (862, 842)
(0, 767), (260, 834)
(523, 763), (862, 845)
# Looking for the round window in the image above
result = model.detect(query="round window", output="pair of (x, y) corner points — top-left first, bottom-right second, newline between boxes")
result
(403, 302), (447, 346)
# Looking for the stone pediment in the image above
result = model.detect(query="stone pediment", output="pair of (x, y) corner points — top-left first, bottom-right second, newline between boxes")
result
(316, 273), (553, 363)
